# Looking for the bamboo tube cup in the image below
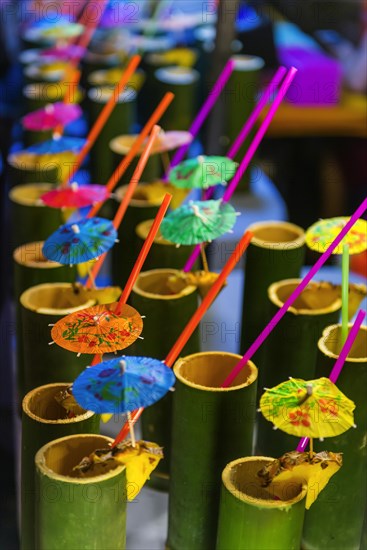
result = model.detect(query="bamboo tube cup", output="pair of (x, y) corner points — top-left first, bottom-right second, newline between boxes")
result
(8, 153), (60, 187)
(21, 384), (99, 550)
(167, 352), (258, 550)
(19, 283), (95, 399)
(302, 323), (367, 550)
(130, 269), (200, 489)
(216, 457), (307, 550)
(256, 279), (342, 457)
(35, 434), (126, 550)
(240, 221), (305, 360)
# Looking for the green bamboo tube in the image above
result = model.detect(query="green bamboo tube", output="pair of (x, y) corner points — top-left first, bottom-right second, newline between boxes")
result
(21, 384), (100, 550)
(109, 137), (161, 184)
(9, 184), (62, 249)
(129, 269), (200, 490)
(81, 51), (123, 88)
(240, 221), (306, 360)
(302, 323), (367, 550)
(87, 86), (137, 184)
(167, 352), (258, 550)
(135, 220), (199, 272)
(256, 279), (342, 457)
(35, 434), (126, 550)
(8, 153), (59, 187)
(361, 509), (367, 550)
(111, 184), (163, 287)
(19, 283), (95, 400)
(225, 55), (265, 190)
(153, 67), (199, 131)
(216, 456), (307, 550)
(23, 82), (84, 113)
(23, 62), (69, 86)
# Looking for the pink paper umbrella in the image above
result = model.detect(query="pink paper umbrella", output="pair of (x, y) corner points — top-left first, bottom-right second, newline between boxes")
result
(41, 183), (110, 209)
(22, 102), (82, 132)
(40, 45), (86, 62)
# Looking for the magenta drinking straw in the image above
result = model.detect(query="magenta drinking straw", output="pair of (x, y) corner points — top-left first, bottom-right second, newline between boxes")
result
(183, 66), (298, 272)
(221, 198), (367, 387)
(297, 308), (366, 452)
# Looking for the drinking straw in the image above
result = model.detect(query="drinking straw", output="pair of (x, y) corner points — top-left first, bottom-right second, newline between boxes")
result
(88, 92), (175, 218)
(183, 66), (297, 272)
(297, 309), (366, 452)
(84, 125), (162, 287)
(61, 55), (141, 187)
(221, 197), (367, 388)
(341, 244), (350, 345)
(74, 0), (109, 54)
(165, 59), (235, 173)
(112, 229), (253, 446)
(63, 68), (81, 105)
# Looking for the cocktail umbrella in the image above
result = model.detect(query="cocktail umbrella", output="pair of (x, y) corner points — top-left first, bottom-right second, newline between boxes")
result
(168, 155), (238, 190)
(306, 217), (367, 345)
(25, 22), (84, 43)
(40, 45), (86, 62)
(22, 103), (82, 131)
(40, 183), (110, 209)
(50, 303), (143, 355)
(110, 131), (192, 157)
(25, 135), (85, 155)
(259, 376), (356, 455)
(42, 217), (117, 265)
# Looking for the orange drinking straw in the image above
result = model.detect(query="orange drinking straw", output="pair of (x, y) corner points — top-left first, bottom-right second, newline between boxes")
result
(61, 55), (141, 187)
(74, 0), (109, 53)
(85, 125), (162, 288)
(88, 92), (175, 218)
(112, 229), (254, 446)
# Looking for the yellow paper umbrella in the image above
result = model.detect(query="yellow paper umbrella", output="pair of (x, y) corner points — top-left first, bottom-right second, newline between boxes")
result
(306, 217), (367, 255)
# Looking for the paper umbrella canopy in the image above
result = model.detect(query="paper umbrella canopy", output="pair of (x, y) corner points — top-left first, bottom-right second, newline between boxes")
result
(306, 217), (367, 255)
(25, 135), (85, 156)
(41, 183), (110, 209)
(168, 155), (238, 189)
(259, 377), (356, 439)
(22, 102), (82, 131)
(72, 356), (176, 414)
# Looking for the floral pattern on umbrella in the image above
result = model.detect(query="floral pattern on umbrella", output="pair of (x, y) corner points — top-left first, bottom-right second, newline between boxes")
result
(306, 217), (367, 255)
(51, 303), (143, 355)
(168, 156), (238, 190)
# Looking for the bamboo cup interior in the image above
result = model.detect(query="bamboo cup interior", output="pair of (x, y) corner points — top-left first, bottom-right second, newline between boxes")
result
(249, 221), (305, 248)
(13, 241), (62, 268)
(269, 279), (342, 314)
(133, 269), (197, 299)
(9, 183), (53, 206)
(136, 219), (171, 245)
(36, 435), (123, 480)
(23, 383), (91, 422)
(115, 184), (165, 206)
(174, 352), (257, 390)
(222, 457), (306, 507)
(319, 324), (367, 360)
(20, 283), (95, 314)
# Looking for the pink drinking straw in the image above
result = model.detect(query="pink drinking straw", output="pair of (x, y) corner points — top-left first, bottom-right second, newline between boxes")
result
(183, 66), (298, 272)
(165, 59), (235, 174)
(221, 196), (367, 388)
(297, 309), (366, 452)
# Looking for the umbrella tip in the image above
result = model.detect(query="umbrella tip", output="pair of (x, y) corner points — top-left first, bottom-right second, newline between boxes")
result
(45, 103), (54, 113)
(71, 182), (79, 191)
(71, 224), (80, 234)
(119, 360), (126, 375)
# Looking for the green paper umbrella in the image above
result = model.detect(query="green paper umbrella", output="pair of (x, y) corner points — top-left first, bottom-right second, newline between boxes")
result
(169, 155), (238, 190)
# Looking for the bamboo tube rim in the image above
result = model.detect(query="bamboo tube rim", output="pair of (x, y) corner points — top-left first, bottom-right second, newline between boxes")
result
(20, 282), (95, 315)
(87, 86), (137, 104)
(319, 323), (367, 362)
(23, 383), (94, 424)
(23, 82), (84, 103)
(9, 183), (53, 205)
(231, 54), (265, 71)
(115, 184), (166, 207)
(268, 279), (342, 316)
(155, 66), (200, 85)
(135, 219), (172, 246)
(35, 434), (125, 483)
(133, 269), (197, 301)
(247, 220), (305, 250)
(13, 241), (63, 269)
(174, 351), (258, 392)
(222, 456), (307, 508)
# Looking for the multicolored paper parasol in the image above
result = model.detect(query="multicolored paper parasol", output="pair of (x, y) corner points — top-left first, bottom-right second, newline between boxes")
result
(306, 217), (367, 255)
(41, 183), (110, 209)
(22, 103), (82, 132)
(72, 356), (175, 414)
(42, 217), (117, 265)
(51, 303), (143, 355)
(169, 156), (238, 190)
(260, 377), (356, 439)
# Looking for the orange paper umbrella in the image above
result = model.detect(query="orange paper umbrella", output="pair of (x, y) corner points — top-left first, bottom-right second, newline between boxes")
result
(51, 302), (143, 355)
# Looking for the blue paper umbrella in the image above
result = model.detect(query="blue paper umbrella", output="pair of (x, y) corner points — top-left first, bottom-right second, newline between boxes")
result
(72, 356), (176, 414)
(26, 136), (85, 155)
(43, 217), (117, 265)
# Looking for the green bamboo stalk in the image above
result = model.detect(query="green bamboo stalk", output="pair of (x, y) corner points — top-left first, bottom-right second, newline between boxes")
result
(87, 86), (137, 184)
(35, 434), (126, 550)
(9, 184), (62, 249)
(240, 221), (306, 361)
(167, 352), (258, 550)
(21, 384), (100, 550)
(302, 324), (367, 550)
(110, 139), (161, 185)
(8, 155), (60, 187)
(216, 456), (307, 550)
(361, 509), (367, 550)
(256, 279), (342, 457)
(19, 283), (95, 400)
(129, 269), (200, 490)
(23, 82), (84, 112)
